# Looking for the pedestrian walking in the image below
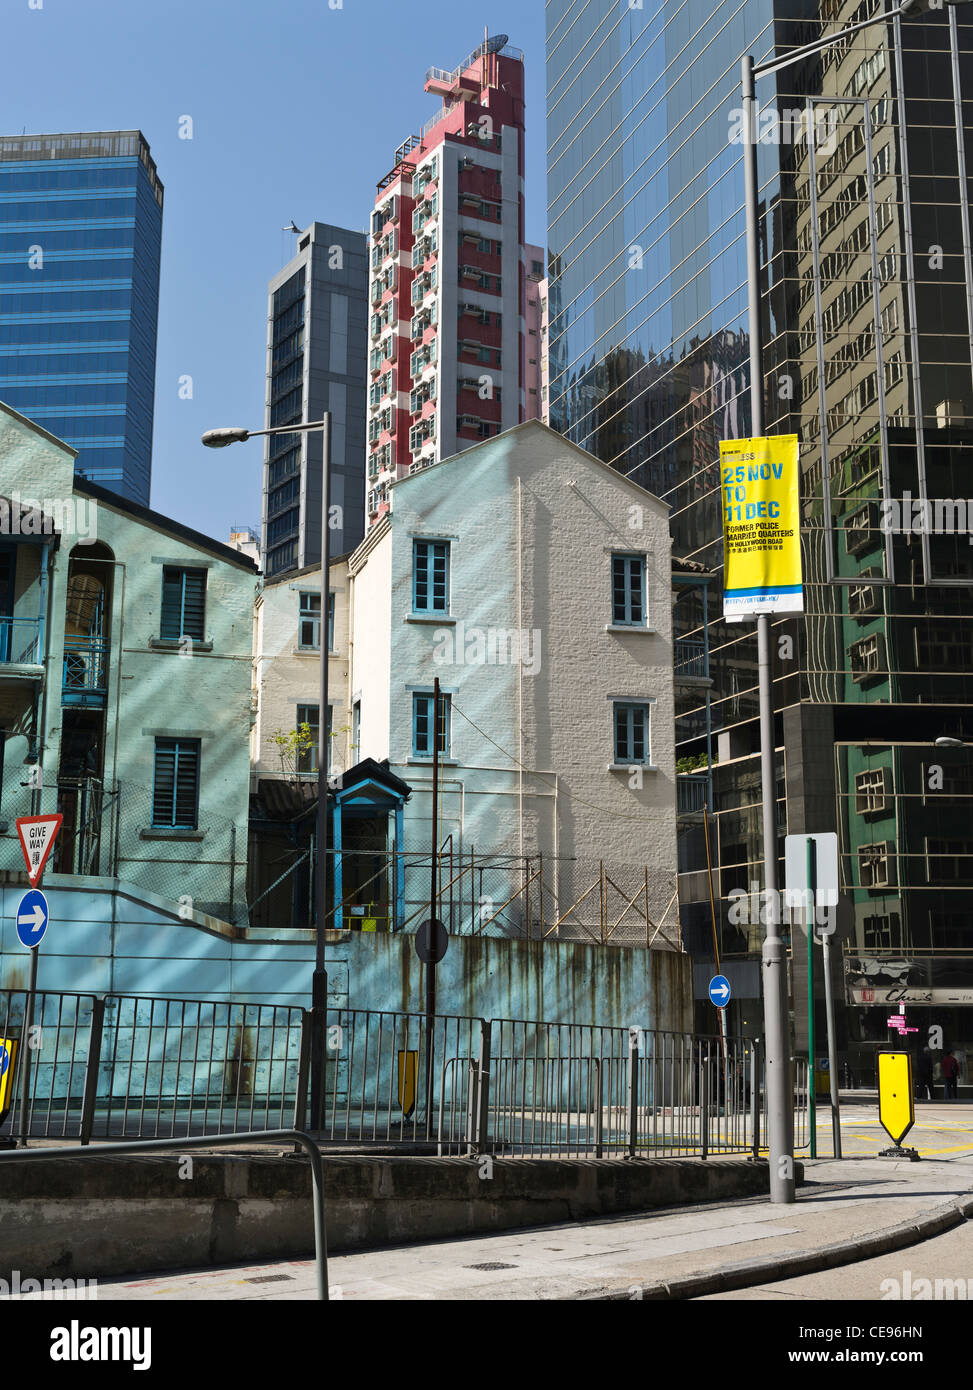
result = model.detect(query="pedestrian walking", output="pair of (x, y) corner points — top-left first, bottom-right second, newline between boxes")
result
(917, 1046), (935, 1101)
(942, 1048), (960, 1101)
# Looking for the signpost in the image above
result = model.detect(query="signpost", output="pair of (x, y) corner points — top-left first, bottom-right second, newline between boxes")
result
(785, 831), (841, 1158)
(15, 814), (62, 888)
(14, 889), (48, 950)
(877, 1051), (920, 1161)
(720, 432), (804, 1203)
(12, 814), (61, 1148)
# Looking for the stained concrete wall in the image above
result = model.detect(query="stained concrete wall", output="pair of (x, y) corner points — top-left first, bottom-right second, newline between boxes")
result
(0, 1153), (774, 1276)
(0, 876), (692, 1031)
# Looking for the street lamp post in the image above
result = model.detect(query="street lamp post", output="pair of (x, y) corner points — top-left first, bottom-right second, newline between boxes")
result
(202, 416), (332, 1125)
(740, 0), (964, 1202)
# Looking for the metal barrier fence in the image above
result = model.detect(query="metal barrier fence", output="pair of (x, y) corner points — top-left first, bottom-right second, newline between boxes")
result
(0, 988), (810, 1159)
(487, 1021), (768, 1158)
(0, 1131), (329, 1300)
(0, 991), (304, 1141)
(312, 1008), (484, 1149)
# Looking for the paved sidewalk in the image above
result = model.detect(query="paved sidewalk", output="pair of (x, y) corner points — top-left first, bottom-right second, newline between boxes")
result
(88, 1106), (973, 1301)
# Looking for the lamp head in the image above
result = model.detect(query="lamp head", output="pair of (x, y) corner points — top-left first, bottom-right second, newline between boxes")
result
(201, 427), (251, 448)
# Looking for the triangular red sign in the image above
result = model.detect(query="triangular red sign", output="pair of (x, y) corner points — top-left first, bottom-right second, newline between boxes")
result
(15, 814), (63, 887)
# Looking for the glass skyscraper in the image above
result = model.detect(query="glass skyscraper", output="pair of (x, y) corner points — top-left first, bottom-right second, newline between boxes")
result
(0, 131), (163, 503)
(547, 1), (973, 1076)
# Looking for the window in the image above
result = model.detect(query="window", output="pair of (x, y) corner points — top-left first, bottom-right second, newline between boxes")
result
(612, 554), (646, 625)
(412, 692), (450, 758)
(855, 766), (892, 816)
(296, 703), (320, 775)
(863, 912), (901, 949)
(352, 700), (360, 757)
(299, 592), (320, 649)
(858, 840), (895, 889)
(152, 739), (200, 829)
(413, 540), (449, 613)
(160, 567), (206, 641)
(613, 702), (651, 764)
(328, 592), (335, 651)
(849, 633), (885, 683)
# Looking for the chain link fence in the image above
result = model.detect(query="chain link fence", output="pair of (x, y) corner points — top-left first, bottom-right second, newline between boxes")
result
(0, 778), (244, 925)
(302, 847), (680, 947)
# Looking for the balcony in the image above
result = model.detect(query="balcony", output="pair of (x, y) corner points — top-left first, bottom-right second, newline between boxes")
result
(0, 616), (42, 672)
(62, 636), (108, 707)
(674, 639), (709, 682)
(676, 773), (708, 816)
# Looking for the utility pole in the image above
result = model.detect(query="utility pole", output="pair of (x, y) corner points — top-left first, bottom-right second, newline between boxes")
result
(742, 52), (795, 1202)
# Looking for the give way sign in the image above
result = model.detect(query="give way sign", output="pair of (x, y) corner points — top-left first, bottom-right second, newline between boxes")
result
(15, 814), (63, 887)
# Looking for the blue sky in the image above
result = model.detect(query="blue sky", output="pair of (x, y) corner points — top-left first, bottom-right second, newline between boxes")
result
(3, 0), (548, 540)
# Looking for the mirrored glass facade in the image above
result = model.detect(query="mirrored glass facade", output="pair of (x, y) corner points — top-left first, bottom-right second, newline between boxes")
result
(547, 0), (973, 1074)
(0, 131), (162, 503)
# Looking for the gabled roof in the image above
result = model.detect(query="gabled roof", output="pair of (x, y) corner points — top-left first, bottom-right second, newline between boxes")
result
(333, 757), (412, 804)
(389, 418), (670, 516)
(75, 477), (259, 572)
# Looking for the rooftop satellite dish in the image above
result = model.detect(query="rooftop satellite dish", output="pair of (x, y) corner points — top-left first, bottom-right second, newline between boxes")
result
(486, 33), (509, 54)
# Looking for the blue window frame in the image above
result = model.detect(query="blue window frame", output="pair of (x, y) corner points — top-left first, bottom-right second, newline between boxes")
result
(413, 540), (449, 614)
(152, 738), (200, 828)
(298, 592), (320, 650)
(296, 704), (333, 774)
(412, 692), (450, 758)
(613, 702), (650, 765)
(160, 567), (206, 640)
(612, 554), (646, 625)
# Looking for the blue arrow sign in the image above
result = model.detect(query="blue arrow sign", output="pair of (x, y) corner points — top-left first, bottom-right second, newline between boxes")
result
(708, 974), (731, 1008)
(15, 888), (49, 950)
(0, 1045), (9, 1078)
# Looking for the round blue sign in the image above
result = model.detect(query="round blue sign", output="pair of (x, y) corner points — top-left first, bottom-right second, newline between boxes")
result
(708, 974), (731, 1008)
(15, 888), (49, 950)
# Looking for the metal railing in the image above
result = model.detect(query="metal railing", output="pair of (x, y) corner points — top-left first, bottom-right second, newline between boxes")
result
(0, 615), (41, 664)
(0, 1131), (328, 1300)
(677, 773), (708, 814)
(0, 988), (809, 1162)
(674, 638), (707, 678)
(0, 991), (304, 1141)
(62, 635), (108, 702)
(307, 1007), (483, 1149)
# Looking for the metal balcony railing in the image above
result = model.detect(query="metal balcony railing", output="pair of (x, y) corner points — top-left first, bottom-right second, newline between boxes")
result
(676, 773), (708, 815)
(62, 636), (108, 704)
(0, 616), (41, 665)
(674, 639), (707, 679)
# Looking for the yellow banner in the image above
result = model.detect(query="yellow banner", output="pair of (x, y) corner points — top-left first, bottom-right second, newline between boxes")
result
(720, 435), (802, 619)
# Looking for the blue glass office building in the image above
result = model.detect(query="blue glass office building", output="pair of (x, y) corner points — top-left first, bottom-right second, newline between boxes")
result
(0, 131), (163, 503)
(547, 1), (973, 1071)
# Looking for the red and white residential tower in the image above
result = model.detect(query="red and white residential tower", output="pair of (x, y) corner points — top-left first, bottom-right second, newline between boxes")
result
(366, 35), (537, 523)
